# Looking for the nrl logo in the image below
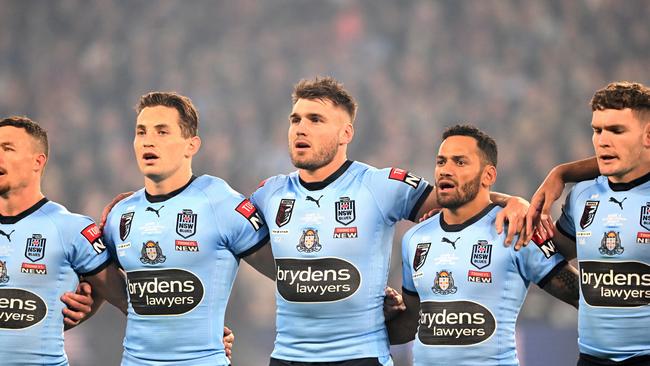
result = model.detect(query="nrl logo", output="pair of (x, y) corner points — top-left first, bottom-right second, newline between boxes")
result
(120, 212), (135, 241)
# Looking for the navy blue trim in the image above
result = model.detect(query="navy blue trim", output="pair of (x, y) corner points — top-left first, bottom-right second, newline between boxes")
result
(537, 259), (568, 288)
(238, 235), (270, 258)
(579, 353), (650, 365)
(78, 258), (112, 277)
(299, 160), (353, 191)
(556, 221), (576, 241)
(608, 170), (650, 192)
(440, 203), (498, 232)
(0, 198), (49, 224)
(145, 175), (197, 203)
(408, 184), (433, 222)
(402, 286), (418, 297)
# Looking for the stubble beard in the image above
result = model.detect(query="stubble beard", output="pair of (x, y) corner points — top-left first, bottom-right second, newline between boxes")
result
(436, 173), (481, 210)
(290, 139), (339, 171)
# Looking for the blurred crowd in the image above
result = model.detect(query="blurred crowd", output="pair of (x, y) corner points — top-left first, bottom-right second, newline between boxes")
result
(1, 1), (648, 364)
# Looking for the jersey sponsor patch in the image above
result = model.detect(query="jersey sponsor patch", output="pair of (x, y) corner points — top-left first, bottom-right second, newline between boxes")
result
(388, 168), (422, 189)
(640, 203), (650, 231)
(470, 240), (491, 269)
(126, 269), (204, 315)
(176, 209), (197, 239)
(413, 243), (431, 271)
(0, 260), (9, 283)
(333, 227), (357, 239)
(24, 234), (46, 263)
(580, 200), (599, 229)
(297, 228), (322, 253)
(175, 240), (199, 252)
(467, 270), (492, 283)
(432, 270), (457, 295)
(531, 233), (557, 259)
(637, 232), (650, 244)
(236, 199), (264, 231)
(81, 223), (106, 254)
(418, 300), (496, 345)
(275, 199), (295, 227)
(0, 288), (47, 329)
(20, 263), (47, 275)
(599, 231), (624, 256)
(275, 257), (362, 302)
(119, 212), (134, 241)
(335, 197), (356, 225)
(140, 241), (166, 265)
(579, 261), (650, 307)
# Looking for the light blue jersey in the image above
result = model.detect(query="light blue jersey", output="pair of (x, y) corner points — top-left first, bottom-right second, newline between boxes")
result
(0, 198), (110, 366)
(104, 175), (269, 366)
(250, 160), (432, 363)
(557, 173), (650, 362)
(402, 204), (565, 366)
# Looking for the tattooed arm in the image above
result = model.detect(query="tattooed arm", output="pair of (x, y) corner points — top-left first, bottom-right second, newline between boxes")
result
(540, 263), (580, 308)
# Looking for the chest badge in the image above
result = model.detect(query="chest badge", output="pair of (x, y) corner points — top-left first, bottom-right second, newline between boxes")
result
(432, 270), (457, 295)
(470, 240), (492, 269)
(580, 200), (599, 229)
(297, 228), (322, 253)
(599, 231), (624, 256)
(640, 203), (650, 231)
(276, 199), (295, 227)
(25, 234), (46, 262)
(0, 260), (9, 284)
(140, 241), (167, 264)
(335, 197), (356, 225)
(176, 209), (198, 239)
(413, 243), (431, 271)
(120, 212), (135, 241)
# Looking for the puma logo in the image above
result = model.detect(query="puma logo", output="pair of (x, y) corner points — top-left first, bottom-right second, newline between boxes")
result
(146, 206), (164, 217)
(608, 197), (627, 210)
(306, 195), (323, 208)
(0, 229), (15, 242)
(441, 236), (460, 249)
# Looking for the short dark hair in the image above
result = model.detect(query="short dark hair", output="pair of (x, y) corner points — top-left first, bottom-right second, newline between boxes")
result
(442, 124), (497, 167)
(0, 116), (49, 156)
(292, 76), (358, 122)
(591, 81), (650, 121)
(136, 92), (199, 137)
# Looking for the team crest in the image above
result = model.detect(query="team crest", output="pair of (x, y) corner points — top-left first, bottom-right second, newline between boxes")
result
(470, 240), (492, 269)
(0, 260), (9, 283)
(640, 203), (650, 231)
(140, 241), (167, 264)
(432, 270), (457, 295)
(599, 231), (624, 256)
(580, 200), (599, 230)
(120, 212), (134, 241)
(176, 209), (197, 239)
(24, 234), (46, 262)
(297, 228), (322, 253)
(335, 197), (356, 225)
(413, 243), (431, 271)
(276, 199), (295, 227)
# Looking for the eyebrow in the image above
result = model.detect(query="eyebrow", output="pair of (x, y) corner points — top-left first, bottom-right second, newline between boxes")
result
(136, 123), (171, 129)
(0, 141), (15, 147)
(289, 113), (326, 121)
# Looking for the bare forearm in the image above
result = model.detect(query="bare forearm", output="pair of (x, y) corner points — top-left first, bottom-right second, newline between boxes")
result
(553, 157), (599, 183)
(541, 264), (579, 308)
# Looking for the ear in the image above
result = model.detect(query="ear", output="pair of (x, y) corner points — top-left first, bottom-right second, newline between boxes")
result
(34, 153), (47, 174)
(482, 165), (497, 187)
(186, 136), (201, 158)
(340, 122), (354, 145)
(643, 121), (650, 148)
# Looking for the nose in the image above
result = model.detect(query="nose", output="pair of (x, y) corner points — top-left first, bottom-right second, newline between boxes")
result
(595, 131), (611, 148)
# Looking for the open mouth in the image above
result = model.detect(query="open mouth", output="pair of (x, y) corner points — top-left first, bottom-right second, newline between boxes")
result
(598, 154), (617, 162)
(294, 141), (311, 150)
(437, 180), (456, 192)
(142, 152), (159, 162)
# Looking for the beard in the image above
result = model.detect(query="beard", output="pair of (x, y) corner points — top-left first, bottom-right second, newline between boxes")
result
(289, 138), (339, 171)
(436, 173), (481, 209)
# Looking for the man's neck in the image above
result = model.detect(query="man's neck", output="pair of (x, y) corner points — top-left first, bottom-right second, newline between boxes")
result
(608, 165), (650, 184)
(441, 194), (491, 226)
(144, 170), (194, 196)
(298, 154), (348, 183)
(0, 186), (45, 217)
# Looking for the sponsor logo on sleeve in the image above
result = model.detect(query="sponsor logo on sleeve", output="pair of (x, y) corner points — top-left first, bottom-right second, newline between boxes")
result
(235, 199), (263, 231)
(0, 288), (47, 329)
(579, 200), (599, 229)
(413, 243), (431, 272)
(333, 227), (358, 239)
(470, 240), (492, 269)
(297, 228), (322, 253)
(467, 270), (492, 283)
(432, 270), (458, 295)
(81, 223), (106, 254)
(417, 300), (496, 345)
(176, 209), (197, 239)
(126, 269), (204, 315)
(335, 197), (356, 225)
(275, 199), (295, 227)
(275, 257), (361, 302)
(140, 241), (166, 265)
(119, 212), (134, 241)
(579, 261), (650, 307)
(24, 235), (46, 262)
(640, 203), (650, 231)
(599, 231), (624, 256)
(388, 168), (422, 189)
(531, 233), (557, 259)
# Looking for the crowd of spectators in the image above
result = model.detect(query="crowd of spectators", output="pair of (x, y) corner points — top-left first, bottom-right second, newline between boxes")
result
(1, 1), (647, 364)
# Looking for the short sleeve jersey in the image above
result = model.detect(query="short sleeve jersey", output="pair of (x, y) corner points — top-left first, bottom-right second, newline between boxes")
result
(0, 198), (110, 366)
(402, 204), (566, 366)
(557, 174), (650, 361)
(103, 175), (269, 366)
(250, 160), (432, 362)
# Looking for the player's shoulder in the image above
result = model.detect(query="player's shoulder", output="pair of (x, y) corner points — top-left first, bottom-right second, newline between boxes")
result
(404, 211), (442, 243)
(190, 174), (244, 202)
(254, 172), (293, 195)
(569, 176), (605, 201)
(40, 200), (95, 231)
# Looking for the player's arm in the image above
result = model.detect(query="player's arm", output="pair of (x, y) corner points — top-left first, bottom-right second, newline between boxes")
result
(242, 241), (275, 280)
(539, 262), (579, 308)
(387, 290), (420, 345)
(83, 262), (128, 314)
(551, 229), (577, 261)
(526, 157), (599, 240)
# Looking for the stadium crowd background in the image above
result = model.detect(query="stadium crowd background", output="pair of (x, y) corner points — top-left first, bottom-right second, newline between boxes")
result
(1, 1), (648, 365)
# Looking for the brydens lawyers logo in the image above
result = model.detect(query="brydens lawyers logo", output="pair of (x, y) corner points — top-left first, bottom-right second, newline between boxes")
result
(236, 199), (264, 231)
(120, 212), (134, 241)
(176, 209), (197, 239)
(413, 243), (431, 272)
(24, 234), (46, 262)
(275, 199), (295, 227)
(580, 200), (599, 229)
(388, 168), (422, 189)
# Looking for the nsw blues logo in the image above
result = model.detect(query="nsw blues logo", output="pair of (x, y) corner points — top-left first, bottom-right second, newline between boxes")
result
(0, 260), (9, 284)
(599, 231), (624, 256)
(640, 203), (650, 231)
(297, 228), (322, 253)
(580, 200), (599, 230)
(413, 243), (431, 272)
(140, 241), (166, 264)
(470, 240), (492, 269)
(24, 234), (46, 262)
(176, 209), (197, 239)
(432, 270), (457, 295)
(335, 197), (356, 225)
(120, 212), (134, 241)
